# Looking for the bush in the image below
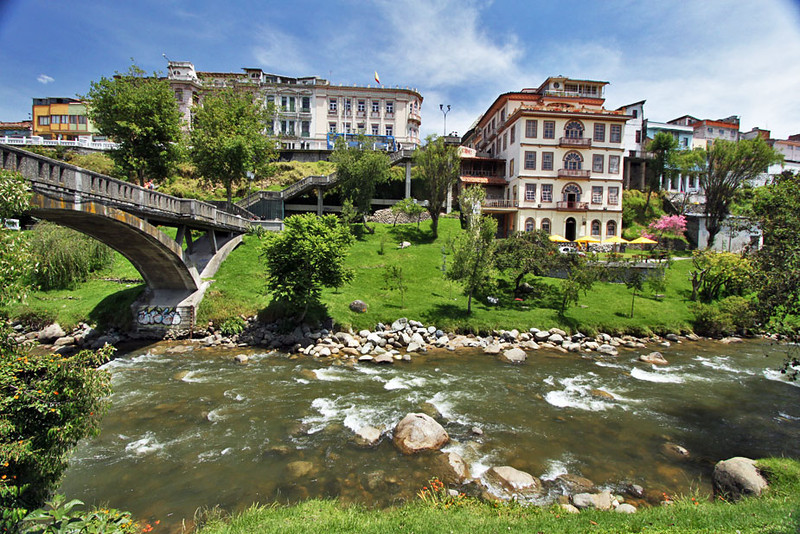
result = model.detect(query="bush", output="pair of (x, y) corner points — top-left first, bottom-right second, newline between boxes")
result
(0, 335), (114, 529)
(219, 317), (246, 337)
(691, 296), (756, 337)
(28, 222), (114, 290)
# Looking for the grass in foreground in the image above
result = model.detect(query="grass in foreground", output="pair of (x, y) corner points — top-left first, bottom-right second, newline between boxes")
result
(195, 458), (800, 534)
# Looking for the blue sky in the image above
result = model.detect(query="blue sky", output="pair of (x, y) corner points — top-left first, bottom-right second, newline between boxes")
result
(1, 0), (800, 139)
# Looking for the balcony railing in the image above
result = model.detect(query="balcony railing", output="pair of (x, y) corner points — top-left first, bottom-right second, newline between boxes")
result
(482, 199), (518, 209)
(556, 201), (589, 211)
(462, 169), (503, 178)
(409, 111), (421, 123)
(558, 168), (591, 179)
(559, 137), (592, 148)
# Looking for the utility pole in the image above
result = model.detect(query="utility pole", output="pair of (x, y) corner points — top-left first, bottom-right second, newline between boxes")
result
(439, 104), (450, 137)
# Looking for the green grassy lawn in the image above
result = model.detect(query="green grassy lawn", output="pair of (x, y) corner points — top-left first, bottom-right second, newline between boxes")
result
(195, 458), (800, 534)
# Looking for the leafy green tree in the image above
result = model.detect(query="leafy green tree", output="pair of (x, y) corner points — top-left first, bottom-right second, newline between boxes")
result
(446, 187), (496, 314)
(688, 250), (753, 302)
(644, 132), (680, 213)
(559, 256), (599, 316)
(0, 171), (33, 306)
(190, 88), (276, 209)
(85, 64), (183, 186)
(749, 171), (800, 327)
(495, 230), (561, 294)
(29, 222), (114, 290)
(699, 137), (783, 248)
(262, 214), (354, 322)
(413, 135), (460, 239)
(390, 197), (425, 228)
(330, 137), (390, 234)
(383, 264), (408, 307)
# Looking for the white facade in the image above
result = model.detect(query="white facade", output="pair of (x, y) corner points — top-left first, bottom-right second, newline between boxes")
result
(167, 61), (422, 151)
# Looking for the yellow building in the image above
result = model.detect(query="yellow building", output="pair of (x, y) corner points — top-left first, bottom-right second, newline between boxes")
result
(32, 97), (98, 140)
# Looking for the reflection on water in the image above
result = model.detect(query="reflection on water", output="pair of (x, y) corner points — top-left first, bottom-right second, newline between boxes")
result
(59, 339), (800, 529)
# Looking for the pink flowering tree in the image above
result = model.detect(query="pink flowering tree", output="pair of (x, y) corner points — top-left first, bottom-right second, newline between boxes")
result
(648, 214), (687, 248)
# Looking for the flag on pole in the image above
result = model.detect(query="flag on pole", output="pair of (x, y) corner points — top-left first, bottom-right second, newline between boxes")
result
(374, 71), (380, 85)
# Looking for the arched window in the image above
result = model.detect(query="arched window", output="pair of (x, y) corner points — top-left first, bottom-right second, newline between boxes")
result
(591, 220), (601, 236)
(607, 220), (617, 236)
(562, 183), (582, 202)
(565, 121), (584, 139)
(525, 217), (535, 232)
(564, 151), (583, 170)
(541, 218), (551, 234)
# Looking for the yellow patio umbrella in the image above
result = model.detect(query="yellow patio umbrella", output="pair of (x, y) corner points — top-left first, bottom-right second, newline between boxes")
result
(574, 235), (600, 250)
(629, 236), (658, 245)
(602, 235), (629, 244)
(548, 234), (571, 243)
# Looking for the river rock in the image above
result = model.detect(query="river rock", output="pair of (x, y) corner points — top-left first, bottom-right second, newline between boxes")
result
(720, 336), (743, 344)
(572, 490), (614, 510)
(665, 333), (680, 342)
(712, 457), (768, 500)
(556, 473), (596, 494)
(640, 351), (668, 365)
(437, 451), (471, 484)
(616, 503), (637, 513)
(661, 442), (690, 459)
(393, 413), (449, 454)
(53, 336), (75, 347)
(560, 503), (580, 514)
(349, 300), (368, 313)
(391, 318), (409, 331)
(406, 342), (422, 353)
(353, 426), (382, 447)
(233, 353), (249, 364)
(520, 340), (540, 350)
(483, 343), (502, 355)
(597, 344), (618, 356)
(548, 333), (565, 344)
(484, 466), (541, 494)
(534, 330), (551, 342)
(38, 323), (66, 343)
(500, 347), (527, 363)
(373, 353), (394, 364)
(317, 346), (332, 357)
(286, 460), (315, 479)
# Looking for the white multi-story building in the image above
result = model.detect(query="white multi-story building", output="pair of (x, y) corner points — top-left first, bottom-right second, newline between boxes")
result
(167, 61), (422, 151)
(461, 77), (628, 241)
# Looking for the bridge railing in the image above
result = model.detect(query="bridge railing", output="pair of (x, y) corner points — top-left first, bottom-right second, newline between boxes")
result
(0, 135), (118, 151)
(1, 143), (251, 232)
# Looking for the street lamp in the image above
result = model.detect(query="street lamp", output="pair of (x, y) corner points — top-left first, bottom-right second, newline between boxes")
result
(439, 104), (450, 137)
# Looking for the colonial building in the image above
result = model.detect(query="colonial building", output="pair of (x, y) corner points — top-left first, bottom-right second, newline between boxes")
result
(461, 77), (628, 241)
(31, 97), (98, 140)
(167, 61), (422, 152)
(668, 115), (740, 148)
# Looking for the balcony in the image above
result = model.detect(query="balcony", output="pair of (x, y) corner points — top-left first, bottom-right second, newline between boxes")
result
(556, 201), (589, 211)
(482, 199), (518, 210)
(559, 137), (592, 148)
(408, 111), (421, 123)
(462, 169), (503, 178)
(558, 168), (591, 179)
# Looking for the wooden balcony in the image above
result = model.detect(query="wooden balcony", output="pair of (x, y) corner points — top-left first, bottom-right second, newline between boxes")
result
(556, 201), (589, 211)
(482, 199), (518, 211)
(559, 137), (592, 148)
(558, 168), (591, 179)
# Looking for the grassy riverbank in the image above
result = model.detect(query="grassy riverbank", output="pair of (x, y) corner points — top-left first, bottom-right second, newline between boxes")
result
(194, 458), (799, 534)
(200, 217), (695, 336)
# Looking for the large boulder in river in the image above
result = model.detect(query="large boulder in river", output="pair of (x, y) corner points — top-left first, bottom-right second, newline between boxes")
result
(393, 413), (449, 454)
(436, 451), (471, 484)
(483, 466), (542, 495)
(38, 323), (66, 343)
(712, 457), (768, 500)
(640, 351), (669, 365)
(500, 347), (527, 363)
(353, 426), (382, 447)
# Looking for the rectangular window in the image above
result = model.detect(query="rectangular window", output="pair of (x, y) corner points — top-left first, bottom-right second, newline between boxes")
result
(78, 116), (87, 125)
(51, 115), (60, 124)
(69, 115), (78, 124)
(608, 186), (619, 205)
(38, 116), (50, 126)
(592, 154), (604, 173)
(510, 125), (516, 144)
(542, 152), (554, 170)
(301, 121), (310, 137)
(525, 183), (537, 201)
(329, 122), (337, 133)
(372, 101), (380, 113)
(385, 125), (393, 136)
(543, 120), (555, 139)
(357, 100), (366, 112)
(357, 123), (365, 131)
(635, 130), (641, 143)
(503, 133), (507, 150)
(541, 184), (553, 202)
(287, 120), (295, 135)
(386, 101), (394, 114)
(594, 123), (605, 142)
(301, 97), (310, 112)
(525, 119), (537, 138)
(592, 186), (603, 204)
(609, 155), (620, 174)
(524, 151), (536, 170)
(344, 99), (351, 113)
(610, 125), (622, 142)
(509, 159), (515, 177)
(175, 90), (183, 102)
(345, 123), (351, 134)
(371, 124), (379, 135)
(329, 99), (337, 112)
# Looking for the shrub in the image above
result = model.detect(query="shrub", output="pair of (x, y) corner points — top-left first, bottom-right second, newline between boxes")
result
(219, 317), (246, 337)
(18, 494), (139, 533)
(691, 296), (756, 337)
(28, 222), (114, 290)
(0, 336), (114, 529)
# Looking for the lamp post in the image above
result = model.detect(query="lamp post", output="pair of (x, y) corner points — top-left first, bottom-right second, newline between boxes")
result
(439, 104), (450, 137)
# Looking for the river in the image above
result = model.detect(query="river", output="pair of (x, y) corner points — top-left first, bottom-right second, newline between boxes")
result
(58, 338), (800, 530)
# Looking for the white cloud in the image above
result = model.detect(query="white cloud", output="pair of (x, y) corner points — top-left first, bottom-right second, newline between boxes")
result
(37, 74), (54, 84)
(252, 28), (313, 75)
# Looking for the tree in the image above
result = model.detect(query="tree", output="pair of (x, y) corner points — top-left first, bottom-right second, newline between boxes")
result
(85, 64), (182, 186)
(644, 132), (680, 213)
(699, 137), (783, 248)
(495, 230), (560, 295)
(749, 171), (800, 327)
(330, 137), (390, 234)
(446, 187), (496, 314)
(413, 135), (460, 239)
(262, 214), (354, 322)
(688, 250), (752, 302)
(559, 256), (599, 316)
(390, 197), (425, 228)
(190, 88), (276, 209)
